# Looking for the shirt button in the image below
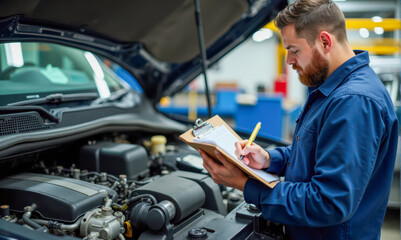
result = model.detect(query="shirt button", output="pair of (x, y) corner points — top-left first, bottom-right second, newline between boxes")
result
(296, 136), (300, 140)
(287, 162), (291, 166)
(307, 104), (311, 109)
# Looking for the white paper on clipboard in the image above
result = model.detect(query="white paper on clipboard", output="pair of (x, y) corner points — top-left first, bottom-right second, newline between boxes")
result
(194, 125), (278, 183)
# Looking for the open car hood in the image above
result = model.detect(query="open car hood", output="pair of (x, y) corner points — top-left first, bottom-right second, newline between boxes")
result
(0, 0), (287, 102)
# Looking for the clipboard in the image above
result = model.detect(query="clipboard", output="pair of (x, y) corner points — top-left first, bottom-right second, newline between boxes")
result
(179, 115), (278, 189)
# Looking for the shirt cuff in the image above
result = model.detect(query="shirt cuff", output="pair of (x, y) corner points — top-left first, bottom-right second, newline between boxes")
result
(243, 178), (264, 209)
(266, 149), (284, 174)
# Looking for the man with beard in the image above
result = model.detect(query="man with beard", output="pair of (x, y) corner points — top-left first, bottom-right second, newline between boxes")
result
(198, 0), (399, 239)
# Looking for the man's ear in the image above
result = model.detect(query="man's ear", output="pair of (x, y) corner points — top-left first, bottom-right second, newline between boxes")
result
(319, 31), (332, 53)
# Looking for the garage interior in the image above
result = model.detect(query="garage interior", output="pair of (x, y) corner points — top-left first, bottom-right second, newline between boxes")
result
(156, 0), (401, 239)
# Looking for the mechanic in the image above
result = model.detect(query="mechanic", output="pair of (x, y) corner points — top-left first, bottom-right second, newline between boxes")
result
(198, 0), (399, 239)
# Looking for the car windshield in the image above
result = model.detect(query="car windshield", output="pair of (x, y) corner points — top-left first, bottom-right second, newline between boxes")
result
(0, 42), (133, 106)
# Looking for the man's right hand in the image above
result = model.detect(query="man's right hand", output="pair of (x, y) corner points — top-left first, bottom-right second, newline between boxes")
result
(235, 140), (271, 170)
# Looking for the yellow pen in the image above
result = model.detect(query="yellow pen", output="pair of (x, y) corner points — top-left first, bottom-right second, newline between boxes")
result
(239, 122), (261, 160)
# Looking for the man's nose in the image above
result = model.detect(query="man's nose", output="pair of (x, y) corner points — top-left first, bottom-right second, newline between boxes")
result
(286, 53), (296, 65)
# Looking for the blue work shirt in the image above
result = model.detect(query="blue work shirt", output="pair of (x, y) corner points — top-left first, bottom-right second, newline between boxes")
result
(244, 50), (399, 240)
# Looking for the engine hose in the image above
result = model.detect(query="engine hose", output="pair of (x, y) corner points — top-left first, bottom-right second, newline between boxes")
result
(59, 217), (82, 231)
(22, 213), (43, 229)
(110, 181), (119, 190)
(32, 219), (61, 229)
(109, 191), (118, 202)
(81, 172), (118, 182)
(104, 198), (113, 208)
(126, 194), (157, 208)
(112, 203), (124, 211)
(98, 188), (117, 203)
(113, 194), (158, 211)
(107, 174), (119, 182)
(32, 217), (82, 231)
(22, 204), (48, 233)
(80, 172), (101, 177)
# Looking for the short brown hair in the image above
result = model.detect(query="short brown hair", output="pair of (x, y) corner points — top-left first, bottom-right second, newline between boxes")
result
(274, 0), (347, 45)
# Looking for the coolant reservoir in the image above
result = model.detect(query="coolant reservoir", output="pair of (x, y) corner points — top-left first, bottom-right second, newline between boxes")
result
(150, 135), (167, 155)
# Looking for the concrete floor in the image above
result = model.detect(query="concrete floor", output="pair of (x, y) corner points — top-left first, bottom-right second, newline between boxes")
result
(381, 208), (400, 240)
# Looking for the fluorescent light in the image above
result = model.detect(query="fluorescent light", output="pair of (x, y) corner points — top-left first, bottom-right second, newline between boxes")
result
(84, 52), (110, 98)
(371, 16), (383, 22)
(359, 28), (369, 38)
(374, 27), (384, 35)
(252, 29), (273, 43)
(4, 42), (24, 67)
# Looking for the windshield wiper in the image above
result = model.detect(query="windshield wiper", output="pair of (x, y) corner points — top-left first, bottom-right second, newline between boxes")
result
(7, 93), (99, 107)
(91, 88), (131, 105)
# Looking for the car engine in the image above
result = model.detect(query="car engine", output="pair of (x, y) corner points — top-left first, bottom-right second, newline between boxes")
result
(0, 132), (284, 240)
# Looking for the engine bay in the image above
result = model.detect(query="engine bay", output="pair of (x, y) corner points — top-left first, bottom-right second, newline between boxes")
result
(0, 130), (284, 240)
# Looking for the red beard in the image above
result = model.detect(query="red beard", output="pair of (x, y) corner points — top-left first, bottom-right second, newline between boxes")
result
(293, 48), (329, 87)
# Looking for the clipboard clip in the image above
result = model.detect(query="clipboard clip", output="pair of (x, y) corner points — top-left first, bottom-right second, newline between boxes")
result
(192, 118), (213, 137)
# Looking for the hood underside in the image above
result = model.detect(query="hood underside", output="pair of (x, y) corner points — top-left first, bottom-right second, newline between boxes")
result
(0, 0), (287, 101)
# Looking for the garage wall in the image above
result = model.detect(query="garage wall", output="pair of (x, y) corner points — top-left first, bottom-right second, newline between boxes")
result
(195, 37), (278, 94)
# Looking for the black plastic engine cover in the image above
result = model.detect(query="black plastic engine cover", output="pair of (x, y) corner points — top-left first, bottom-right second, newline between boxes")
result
(0, 173), (116, 222)
(131, 174), (205, 224)
(79, 142), (148, 179)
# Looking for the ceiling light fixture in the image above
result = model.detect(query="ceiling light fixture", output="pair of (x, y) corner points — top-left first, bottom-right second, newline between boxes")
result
(252, 29), (273, 43)
(371, 16), (383, 23)
(374, 27), (384, 35)
(359, 28), (369, 38)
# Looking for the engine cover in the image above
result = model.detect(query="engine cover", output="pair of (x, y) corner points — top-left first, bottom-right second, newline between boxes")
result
(131, 174), (205, 224)
(0, 173), (116, 222)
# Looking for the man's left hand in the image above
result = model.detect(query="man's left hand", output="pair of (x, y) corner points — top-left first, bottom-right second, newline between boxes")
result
(199, 149), (248, 191)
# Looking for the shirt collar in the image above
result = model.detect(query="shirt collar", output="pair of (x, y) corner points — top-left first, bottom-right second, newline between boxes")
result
(308, 50), (370, 97)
